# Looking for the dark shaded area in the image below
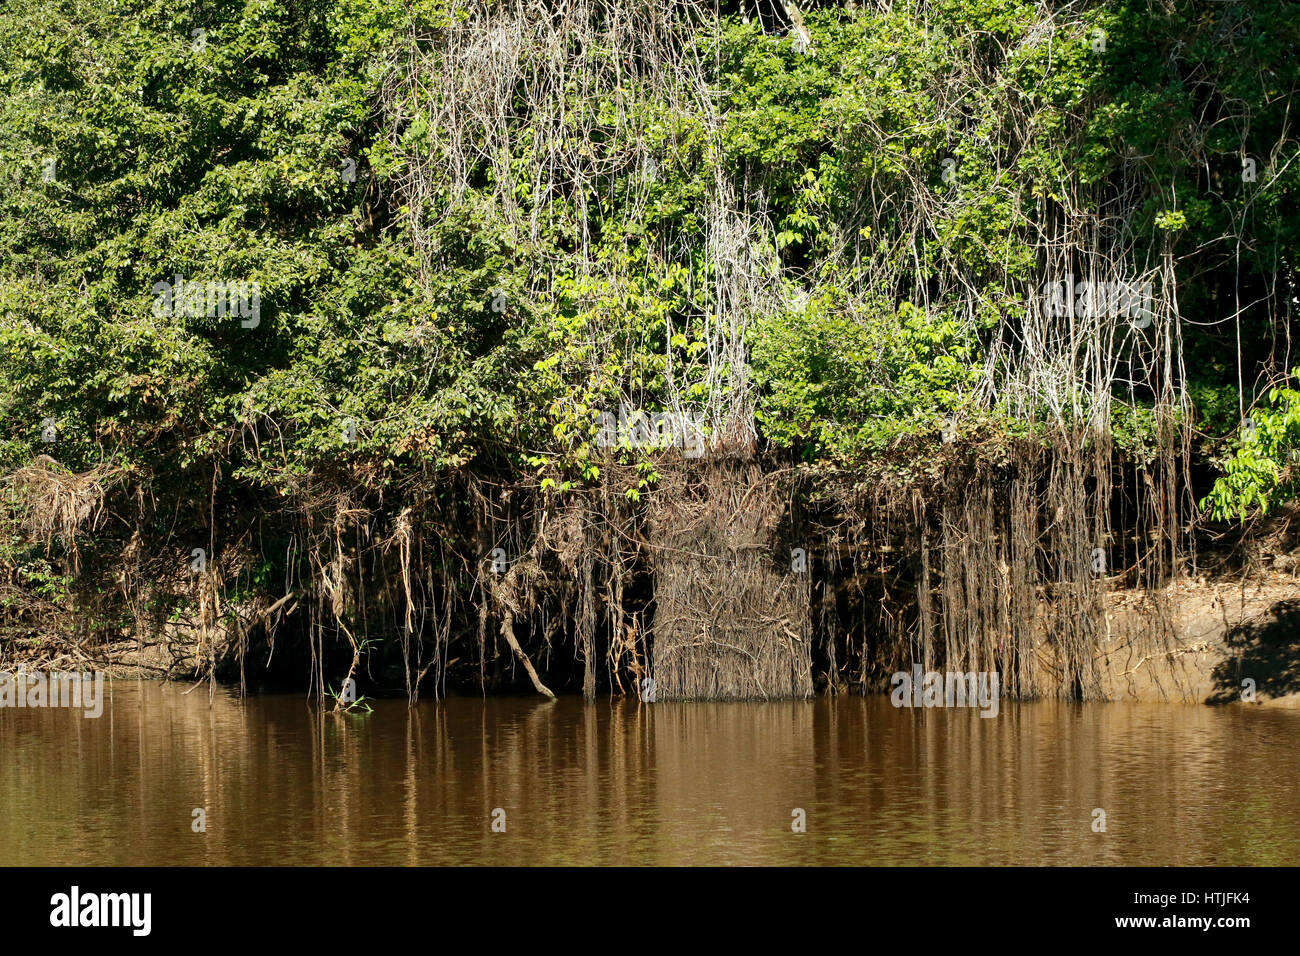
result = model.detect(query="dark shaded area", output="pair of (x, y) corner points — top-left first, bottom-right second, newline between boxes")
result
(1208, 599), (1300, 704)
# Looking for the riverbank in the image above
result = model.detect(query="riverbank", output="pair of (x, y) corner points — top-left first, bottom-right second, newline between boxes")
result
(1094, 575), (1300, 706)
(7, 564), (1298, 707)
(4, 0), (1299, 710)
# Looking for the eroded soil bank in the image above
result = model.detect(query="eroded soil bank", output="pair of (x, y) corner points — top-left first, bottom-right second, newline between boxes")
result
(53, 575), (1300, 707)
(1095, 578), (1300, 707)
(5, 454), (1298, 708)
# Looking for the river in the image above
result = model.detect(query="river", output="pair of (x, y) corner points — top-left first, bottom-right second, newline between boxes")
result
(2, 682), (1297, 865)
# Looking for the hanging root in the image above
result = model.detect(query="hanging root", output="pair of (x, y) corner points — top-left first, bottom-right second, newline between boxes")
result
(498, 610), (556, 700)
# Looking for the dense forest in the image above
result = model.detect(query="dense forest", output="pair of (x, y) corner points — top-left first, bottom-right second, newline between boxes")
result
(2, 0), (1298, 704)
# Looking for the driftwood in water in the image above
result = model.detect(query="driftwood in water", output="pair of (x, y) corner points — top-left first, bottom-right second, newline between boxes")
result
(499, 610), (555, 700)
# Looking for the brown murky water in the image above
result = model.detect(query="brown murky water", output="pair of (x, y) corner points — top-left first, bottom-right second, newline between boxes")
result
(2, 681), (1297, 865)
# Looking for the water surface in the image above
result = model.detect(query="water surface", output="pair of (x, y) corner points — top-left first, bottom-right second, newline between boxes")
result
(2, 682), (1296, 865)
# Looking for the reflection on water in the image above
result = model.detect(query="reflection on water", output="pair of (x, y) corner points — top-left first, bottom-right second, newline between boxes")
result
(1, 682), (1297, 865)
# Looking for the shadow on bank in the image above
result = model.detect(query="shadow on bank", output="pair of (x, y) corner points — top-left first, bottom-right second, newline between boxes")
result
(1208, 599), (1300, 704)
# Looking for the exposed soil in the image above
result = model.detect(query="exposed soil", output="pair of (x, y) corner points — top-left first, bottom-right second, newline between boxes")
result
(1094, 575), (1300, 705)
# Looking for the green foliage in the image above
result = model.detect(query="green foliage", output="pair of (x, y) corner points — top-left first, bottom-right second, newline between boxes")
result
(1, 0), (1298, 530)
(750, 294), (979, 461)
(1203, 372), (1300, 520)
